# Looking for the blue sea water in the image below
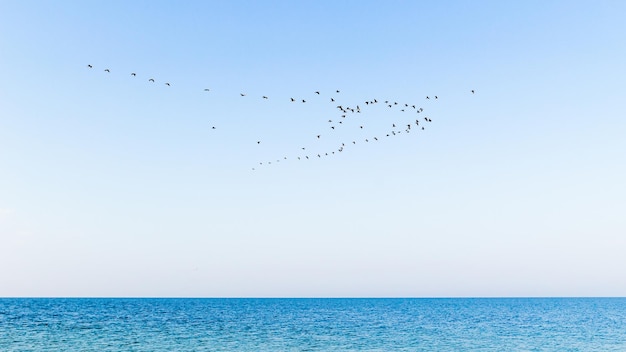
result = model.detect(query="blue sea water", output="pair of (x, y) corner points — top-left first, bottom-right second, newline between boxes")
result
(1, 298), (625, 351)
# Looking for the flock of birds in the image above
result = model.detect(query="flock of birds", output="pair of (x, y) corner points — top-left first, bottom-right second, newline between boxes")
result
(87, 65), (475, 170)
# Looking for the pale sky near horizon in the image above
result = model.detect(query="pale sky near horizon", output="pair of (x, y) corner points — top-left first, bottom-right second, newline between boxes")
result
(1, 1), (625, 297)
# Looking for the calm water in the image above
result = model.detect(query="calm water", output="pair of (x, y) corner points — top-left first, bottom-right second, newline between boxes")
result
(1, 298), (625, 351)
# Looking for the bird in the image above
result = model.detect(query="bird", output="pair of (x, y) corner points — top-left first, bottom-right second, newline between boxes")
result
(211, 126), (216, 129)
(240, 93), (246, 96)
(165, 82), (171, 86)
(315, 91), (320, 95)
(131, 73), (136, 76)
(317, 135), (321, 139)
(204, 88), (210, 91)
(262, 96), (268, 99)
(331, 98), (335, 102)
(471, 90), (475, 94)
(426, 96), (430, 99)
(302, 99), (306, 103)
(149, 78), (155, 82)
(336, 90), (340, 93)
(291, 98), (295, 102)
(257, 141), (261, 144)
(435, 96), (438, 99)
(104, 69), (110, 72)
(87, 65), (93, 68)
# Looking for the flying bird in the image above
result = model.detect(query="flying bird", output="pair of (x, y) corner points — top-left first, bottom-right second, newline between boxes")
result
(104, 69), (110, 72)
(204, 88), (210, 91)
(165, 82), (171, 86)
(149, 78), (155, 82)
(87, 65), (93, 68)
(131, 73), (136, 76)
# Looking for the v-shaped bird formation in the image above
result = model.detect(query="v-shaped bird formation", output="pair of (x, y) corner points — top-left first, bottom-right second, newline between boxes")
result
(86, 64), (475, 171)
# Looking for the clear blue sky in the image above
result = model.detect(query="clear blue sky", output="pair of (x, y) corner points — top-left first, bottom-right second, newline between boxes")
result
(1, 1), (625, 297)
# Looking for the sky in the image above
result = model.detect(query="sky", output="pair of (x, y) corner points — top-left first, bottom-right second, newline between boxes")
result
(1, 0), (625, 297)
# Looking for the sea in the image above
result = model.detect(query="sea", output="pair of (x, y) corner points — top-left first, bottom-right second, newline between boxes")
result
(1, 298), (625, 351)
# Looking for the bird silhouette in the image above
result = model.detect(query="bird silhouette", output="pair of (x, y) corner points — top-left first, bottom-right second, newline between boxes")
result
(204, 88), (210, 91)
(131, 73), (136, 76)
(165, 82), (171, 86)
(240, 93), (246, 96)
(149, 78), (155, 82)
(104, 69), (110, 72)
(262, 96), (268, 99)
(291, 98), (295, 102)
(87, 65), (93, 68)
(315, 91), (320, 95)
(471, 90), (475, 94)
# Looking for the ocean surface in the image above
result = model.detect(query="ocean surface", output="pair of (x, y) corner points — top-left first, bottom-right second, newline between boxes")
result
(1, 298), (625, 351)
